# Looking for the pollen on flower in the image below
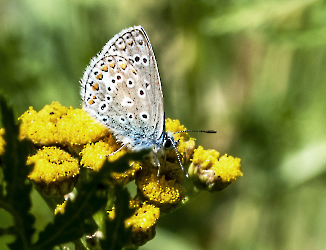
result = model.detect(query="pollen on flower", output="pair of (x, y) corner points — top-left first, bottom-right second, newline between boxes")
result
(80, 136), (126, 171)
(136, 173), (185, 212)
(19, 102), (110, 146)
(165, 118), (186, 133)
(27, 146), (79, 196)
(108, 201), (160, 247)
(125, 202), (160, 231)
(0, 128), (5, 155)
(165, 118), (196, 158)
(57, 108), (110, 145)
(19, 102), (69, 145)
(189, 146), (242, 192)
(112, 161), (142, 185)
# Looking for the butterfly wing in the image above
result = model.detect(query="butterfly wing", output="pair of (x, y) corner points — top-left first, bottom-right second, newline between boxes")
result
(80, 26), (165, 150)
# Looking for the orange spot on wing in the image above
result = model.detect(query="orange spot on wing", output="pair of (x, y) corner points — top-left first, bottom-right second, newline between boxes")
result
(119, 62), (127, 70)
(96, 73), (103, 80)
(102, 65), (108, 72)
(92, 83), (99, 91)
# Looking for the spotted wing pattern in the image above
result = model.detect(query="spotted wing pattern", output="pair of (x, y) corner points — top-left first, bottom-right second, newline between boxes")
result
(80, 26), (165, 150)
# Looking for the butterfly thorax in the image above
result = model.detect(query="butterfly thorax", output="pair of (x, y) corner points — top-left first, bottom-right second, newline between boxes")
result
(122, 130), (165, 152)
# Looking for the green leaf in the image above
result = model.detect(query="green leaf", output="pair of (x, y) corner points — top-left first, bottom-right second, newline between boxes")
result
(100, 185), (135, 250)
(0, 96), (35, 250)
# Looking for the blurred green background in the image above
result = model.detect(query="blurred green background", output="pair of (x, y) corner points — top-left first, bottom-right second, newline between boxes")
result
(1, 0), (326, 249)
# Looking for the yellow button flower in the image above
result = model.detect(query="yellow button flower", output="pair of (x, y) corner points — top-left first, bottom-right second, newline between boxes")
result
(109, 201), (160, 247)
(27, 146), (79, 197)
(19, 102), (110, 146)
(0, 128), (5, 156)
(136, 160), (185, 212)
(188, 146), (242, 191)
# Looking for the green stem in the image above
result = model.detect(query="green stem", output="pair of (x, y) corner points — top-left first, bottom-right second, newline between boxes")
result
(74, 239), (88, 250)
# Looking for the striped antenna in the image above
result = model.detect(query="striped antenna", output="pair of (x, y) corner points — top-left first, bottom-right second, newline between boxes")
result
(170, 129), (216, 177)
(173, 130), (216, 134)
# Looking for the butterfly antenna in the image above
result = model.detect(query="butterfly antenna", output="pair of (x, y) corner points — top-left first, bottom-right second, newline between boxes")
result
(173, 130), (216, 134)
(171, 129), (216, 177)
(171, 141), (189, 177)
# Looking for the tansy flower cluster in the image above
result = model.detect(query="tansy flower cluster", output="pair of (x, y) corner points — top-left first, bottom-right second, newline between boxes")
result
(108, 200), (160, 246)
(0, 102), (242, 247)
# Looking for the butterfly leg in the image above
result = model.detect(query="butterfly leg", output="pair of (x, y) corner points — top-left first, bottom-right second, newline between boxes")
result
(152, 153), (161, 177)
(105, 143), (127, 157)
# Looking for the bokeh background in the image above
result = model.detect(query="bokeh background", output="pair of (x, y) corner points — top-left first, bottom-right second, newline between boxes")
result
(1, 0), (326, 249)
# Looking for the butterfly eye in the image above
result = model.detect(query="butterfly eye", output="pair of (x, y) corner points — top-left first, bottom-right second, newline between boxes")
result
(164, 138), (172, 149)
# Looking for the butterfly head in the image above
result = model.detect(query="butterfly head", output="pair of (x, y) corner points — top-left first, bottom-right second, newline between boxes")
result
(152, 131), (188, 177)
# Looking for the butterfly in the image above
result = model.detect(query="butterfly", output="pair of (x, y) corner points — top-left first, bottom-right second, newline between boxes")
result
(80, 26), (214, 175)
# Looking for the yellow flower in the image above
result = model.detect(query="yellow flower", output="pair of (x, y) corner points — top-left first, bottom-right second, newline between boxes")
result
(54, 200), (67, 215)
(19, 102), (242, 214)
(135, 160), (185, 212)
(54, 192), (75, 215)
(112, 161), (142, 185)
(188, 146), (242, 192)
(57, 108), (110, 145)
(80, 136), (126, 171)
(109, 201), (160, 247)
(19, 102), (109, 146)
(165, 118), (196, 163)
(27, 146), (79, 197)
(12, 102), (243, 247)
(0, 128), (5, 155)
(80, 135), (142, 185)
(19, 102), (69, 145)
(79, 118), (194, 186)
(126, 202), (160, 246)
